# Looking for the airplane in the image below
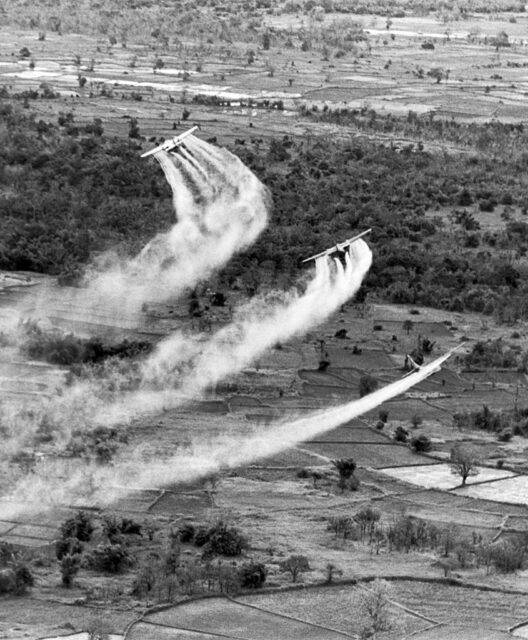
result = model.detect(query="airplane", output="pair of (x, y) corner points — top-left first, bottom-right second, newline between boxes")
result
(140, 126), (199, 158)
(302, 229), (372, 263)
(403, 344), (463, 378)
(403, 353), (424, 376)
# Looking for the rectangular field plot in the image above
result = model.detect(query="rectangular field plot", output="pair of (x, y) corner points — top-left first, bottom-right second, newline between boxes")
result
(373, 320), (452, 337)
(128, 623), (218, 639)
(364, 398), (450, 423)
(392, 580), (528, 630)
(309, 426), (390, 444)
(8, 524), (57, 540)
(146, 597), (349, 640)
(239, 585), (429, 638)
(256, 447), (326, 467)
(429, 390), (517, 412)
(505, 516), (528, 532)
(453, 475), (528, 506)
(326, 347), (394, 369)
(380, 464), (514, 490)
(304, 442), (435, 467)
(148, 492), (210, 515)
(375, 495), (504, 530)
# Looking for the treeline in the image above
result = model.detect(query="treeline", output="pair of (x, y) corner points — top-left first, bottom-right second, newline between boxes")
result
(20, 321), (152, 365)
(302, 106), (528, 160)
(0, 103), (173, 274)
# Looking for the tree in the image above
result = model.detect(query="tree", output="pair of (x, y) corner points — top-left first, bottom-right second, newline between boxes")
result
(411, 434), (432, 452)
(450, 445), (480, 486)
(279, 555), (310, 582)
(325, 563), (342, 584)
(61, 553), (81, 587)
(60, 511), (93, 542)
(402, 319), (414, 335)
(354, 507), (381, 541)
(359, 374), (378, 397)
(332, 458), (357, 492)
(128, 117), (140, 139)
(239, 561), (267, 588)
(359, 579), (393, 639)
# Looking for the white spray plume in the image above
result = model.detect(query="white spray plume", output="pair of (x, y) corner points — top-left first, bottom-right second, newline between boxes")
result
(86, 137), (270, 312)
(0, 349), (455, 519)
(11, 137), (270, 331)
(0, 238), (372, 494)
(95, 238), (373, 425)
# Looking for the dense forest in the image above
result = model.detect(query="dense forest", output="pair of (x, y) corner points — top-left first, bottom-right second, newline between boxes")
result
(2, 100), (528, 321)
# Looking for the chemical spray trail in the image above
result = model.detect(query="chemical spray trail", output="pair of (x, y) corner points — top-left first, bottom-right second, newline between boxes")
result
(0, 349), (455, 520)
(0, 239), (371, 472)
(5, 136), (269, 335)
(72, 136), (271, 315)
(96, 238), (373, 424)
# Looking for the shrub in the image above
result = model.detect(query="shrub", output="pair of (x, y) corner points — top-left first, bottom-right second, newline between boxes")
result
(60, 511), (93, 542)
(60, 553), (81, 587)
(12, 562), (34, 595)
(410, 414), (423, 429)
(120, 518), (142, 536)
(194, 527), (210, 547)
(239, 561), (267, 588)
(204, 521), (247, 557)
(55, 537), (83, 560)
(177, 523), (196, 543)
(332, 458), (357, 491)
(394, 426), (409, 442)
(491, 540), (525, 573)
(378, 410), (389, 423)
(375, 420), (385, 430)
(411, 435), (432, 452)
(359, 374), (378, 397)
(88, 543), (132, 573)
(497, 429), (513, 442)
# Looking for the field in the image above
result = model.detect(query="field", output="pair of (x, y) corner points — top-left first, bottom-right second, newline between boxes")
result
(4, 2), (528, 639)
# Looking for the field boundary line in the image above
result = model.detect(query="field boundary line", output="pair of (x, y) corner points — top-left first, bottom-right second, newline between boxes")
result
(147, 490), (167, 511)
(404, 622), (446, 638)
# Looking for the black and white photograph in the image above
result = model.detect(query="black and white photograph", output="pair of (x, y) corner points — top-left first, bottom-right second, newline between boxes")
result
(1, 1), (528, 638)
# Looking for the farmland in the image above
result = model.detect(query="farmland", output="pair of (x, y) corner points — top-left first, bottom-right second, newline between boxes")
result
(3, 1), (528, 639)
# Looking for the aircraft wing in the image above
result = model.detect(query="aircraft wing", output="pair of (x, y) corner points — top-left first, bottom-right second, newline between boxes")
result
(302, 229), (372, 263)
(141, 126), (199, 158)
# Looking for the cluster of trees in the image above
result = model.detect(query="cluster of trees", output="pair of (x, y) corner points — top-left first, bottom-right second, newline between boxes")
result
(282, 0), (525, 15)
(175, 520), (249, 557)
(0, 542), (34, 595)
(0, 105), (173, 274)
(20, 321), (153, 366)
(464, 339), (528, 371)
(327, 507), (528, 575)
(55, 510), (137, 587)
(454, 404), (528, 440)
(4, 101), (528, 321)
(65, 425), (129, 463)
(133, 520), (265, 603)
(303, 105), (528, 160)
